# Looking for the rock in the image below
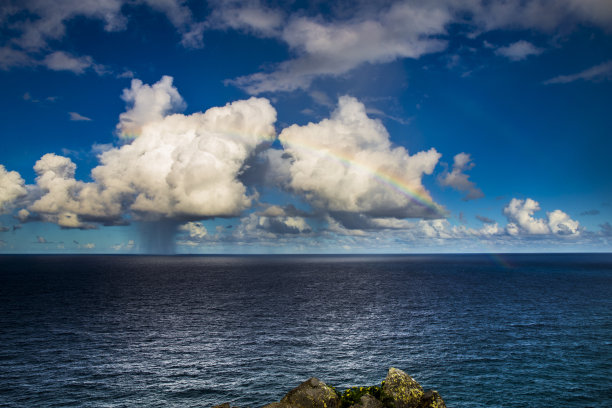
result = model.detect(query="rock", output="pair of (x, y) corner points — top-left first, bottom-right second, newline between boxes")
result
(381, 367), (424, 408)
(279, 377), (340, 408)
(262, 403), (298, 408)
(349, 394), (383, 408)
(417, 390), (446, 408)
(212, 404), (231, 408)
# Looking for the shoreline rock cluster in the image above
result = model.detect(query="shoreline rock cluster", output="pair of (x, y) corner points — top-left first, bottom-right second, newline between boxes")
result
(214, 367), (446, 408)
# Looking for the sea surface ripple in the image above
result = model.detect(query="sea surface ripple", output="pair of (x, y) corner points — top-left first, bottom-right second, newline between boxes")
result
(0, 254), (611, 407)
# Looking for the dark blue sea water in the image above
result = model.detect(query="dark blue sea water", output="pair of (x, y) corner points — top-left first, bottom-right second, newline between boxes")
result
(1, 254), (611, 407)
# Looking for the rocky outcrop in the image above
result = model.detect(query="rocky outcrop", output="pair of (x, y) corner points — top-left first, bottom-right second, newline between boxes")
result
(216, 367), (445, 408)
(380, 367), (424, 408)
(264, 377), (340, 408)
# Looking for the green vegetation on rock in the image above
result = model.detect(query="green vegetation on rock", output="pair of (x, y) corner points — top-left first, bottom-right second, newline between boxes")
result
(216, 367), (446, 408)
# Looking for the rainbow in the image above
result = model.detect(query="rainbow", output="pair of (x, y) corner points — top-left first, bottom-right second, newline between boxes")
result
(280, 139), (444, 216)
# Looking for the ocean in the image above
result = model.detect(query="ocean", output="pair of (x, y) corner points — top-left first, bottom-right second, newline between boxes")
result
(0, 254), (610, 407)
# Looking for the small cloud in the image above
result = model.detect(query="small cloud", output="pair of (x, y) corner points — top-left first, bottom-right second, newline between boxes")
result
(495, 40), (543, 61)
(544, 60), (612, 85)
(600, 222), (612, 236)
(43, 51), (94, 74)
(580, 209), (600, 216)
(22, 92), (40, 103)
(438, 153), (484, 201)
(83, 243), (95, 249)
(36, 235), (47, 243)
(46, 96), (59, 102)
(309, 90), (334, 108)
(117, 70), (135, 79)
(69, 112), (92, 121)
(476, 215), (495, 224)
(365, 107), (413, 125)
(0, 225), (10, 232)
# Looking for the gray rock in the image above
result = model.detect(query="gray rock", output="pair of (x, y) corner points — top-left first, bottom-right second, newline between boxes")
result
(381, 367), (424, 408)
(417, 390), (446, 408)
(262, 402), (298, 408)
(279, 377), (340, 408)
(349, 394), (383, 408)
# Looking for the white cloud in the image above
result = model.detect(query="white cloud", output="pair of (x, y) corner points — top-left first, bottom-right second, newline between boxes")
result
(503, 198), (580, 236)
(42, 51), (105, 74)
(503, 198), (551, 234)
(230, 3), (450, 93)
(69, 112), (92, 121)
(0, 165), (27, 213)
(117, 75), (186, 138)
(544, 60), (612, 84)
(180, 221), (208, 239)
(0, 46), (34, 70)
(17, 209), (30, 222)
(226, 0), (612, 93)
(438, 152), (484, 200)
(547, 209), (580, 235)
(207, 0), (284, 37)
(232, 212), (312, 240)
(278, 96), (443, 219)
(494, 40), (543, 61)
(26, 76), (277, 227)
(0, 0), (203, 71)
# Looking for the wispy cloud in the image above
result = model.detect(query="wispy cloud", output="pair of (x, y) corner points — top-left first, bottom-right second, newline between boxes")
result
(69, 112), (92, 121)
(495, 40), (543, 61)
(544, 61), (612, 84)
(580, 209), (600, 216)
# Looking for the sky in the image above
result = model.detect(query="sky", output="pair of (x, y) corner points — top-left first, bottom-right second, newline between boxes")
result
(0, 0), (611, 254)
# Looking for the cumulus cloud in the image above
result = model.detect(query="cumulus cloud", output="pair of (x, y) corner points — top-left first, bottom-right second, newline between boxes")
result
(278, 96), (443, 223)
(180, 221), (208, 239)
(117, 75), (186, 138)
(494, 40), (543, 61)
(0, 165), (27, 213)
(543, 60), (612, 84)
(25, 76), (277, 228)
(438, 153), (484, 201)
(503, 198), (580, 236)
(233, 211), (312, 241)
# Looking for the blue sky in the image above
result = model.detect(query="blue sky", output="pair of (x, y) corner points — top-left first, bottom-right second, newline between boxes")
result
(0, 0), (611, 253)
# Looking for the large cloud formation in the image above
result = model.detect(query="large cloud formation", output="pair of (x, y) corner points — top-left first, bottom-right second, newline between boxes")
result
(27, 76), (277, 228)
(0, 165), (27, 213)
(278, 96), (443, 224)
